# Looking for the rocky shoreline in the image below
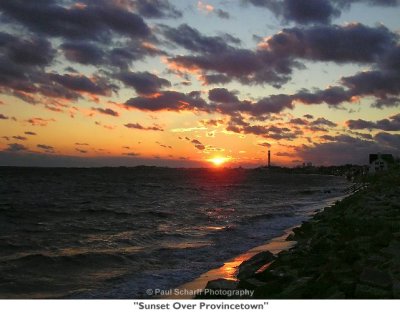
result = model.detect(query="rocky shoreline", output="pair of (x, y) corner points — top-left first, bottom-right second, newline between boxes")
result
(199, 171), (400, 299)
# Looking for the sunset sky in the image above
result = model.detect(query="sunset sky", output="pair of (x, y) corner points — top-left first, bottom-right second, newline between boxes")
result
(1, 0), (400, 167)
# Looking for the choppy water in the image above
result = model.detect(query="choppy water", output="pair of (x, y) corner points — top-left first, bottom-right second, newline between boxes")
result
(0, 167), (350, 298)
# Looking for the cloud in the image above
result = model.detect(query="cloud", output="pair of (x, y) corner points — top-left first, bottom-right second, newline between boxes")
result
(24, 131), (37, 135)
(92, 107), (120, 117)
(346, 113), (400, 131)
(132, 0), (182, 18)
(125, 91), (209, 112)
(0, 113), (9, 120)
(26, 118), (56, 126)
(0, 32), (56, 66)
(281, 0), (340, 24)
(243, 0), (400, 24)
(37, 144), (55, 153)
(124, 123), (164, 131)
(61, 41), (105, 65)
(310, 117), (337, 127)
(12, 136), (27, 141)
(0, 0), (151, 42)
(226, 118), (302, 140)
(168, 23), (397, 87)
(290, 118), (309, 125)
(216, 9), (230, 19)
(258, 142), (271, 148)
(75, 148), (87, 154)
(4, 143), (27, 152)
(375, 131), (400, 149)
(208, 88), (240, 103)
(191, 139), (206, 150)
(161, 24), (238, 54)
(295, 133), (400, 165)
(48, 73), (116, 96)
(117, 71), (171, 95)
(123, 152), (140, 157)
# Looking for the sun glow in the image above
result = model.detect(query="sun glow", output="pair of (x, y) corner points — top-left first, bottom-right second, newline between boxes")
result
(209, 156), (229, 167)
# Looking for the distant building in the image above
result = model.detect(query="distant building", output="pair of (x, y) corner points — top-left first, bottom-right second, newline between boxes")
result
(369, 153), (394, 174)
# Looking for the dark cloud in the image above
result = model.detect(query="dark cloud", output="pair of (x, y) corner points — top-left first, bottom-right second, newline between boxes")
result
(132, 0), (182, 18)
(208, 88), (240, 103)
(169, 23), (396, 87)
(346, 113), (400, 131)
(37, 144), (55, 153)
(117, 71), (171, 95)
(226, 118), (302, 140)
(191, 139), (205, 150)
(24, 131), (37, 136)
(290, 118), (309, 125)
(4, 143), (27, 152)
(0, 32), (56, 66)
(161, 24), (236, 54)
(92, 107), (119, 117)
(243, 0), (400, 24)
(0, 0), (151, 42)
(258, 142), (271, 148)
(303, 114), (314, 119)
(262, 23), (397, 64)
(123, 152), (140, 157)
(75, 148), (87, 154)
(0, 113), (9, 120)
(61, 41), (104, 65)
(310, 117), (337, 127)
(125, 91), (209, 112)
(282, 0), (340, 24)
(48, 73), (116, 96)
(26, 118), (55, 127)
(125, 123), (164, 131)
(216, 9), (230, 19)
(295, 134), (398, 165)
(375, 131), (400, 149)
(319, 134), (336, 141)
(0, 34), (106, 103)
(12, 136), (27, 141)
(202, 74), (232, 85)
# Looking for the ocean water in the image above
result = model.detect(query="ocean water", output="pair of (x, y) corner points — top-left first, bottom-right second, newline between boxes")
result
(0, 167), (350, 298)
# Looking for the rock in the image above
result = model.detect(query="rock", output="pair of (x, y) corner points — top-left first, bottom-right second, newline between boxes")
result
(392, 280), (400, 298)
(286, 233), (295, 241)
(239, 278), (268, 289)
(237, 251), (275, 280)
(205, 278), (238, 290)
(381, 240), (400, 258)
(359, 268), (392, 289)
(327, 291), (346, 299)
(354, 284), (391, 299)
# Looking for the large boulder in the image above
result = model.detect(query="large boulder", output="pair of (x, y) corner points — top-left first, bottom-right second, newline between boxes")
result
(237, 251), (275, 280)
(354, 284), (391, 299)
(359, 268), (392, 289)
(205, 278), (238, 290)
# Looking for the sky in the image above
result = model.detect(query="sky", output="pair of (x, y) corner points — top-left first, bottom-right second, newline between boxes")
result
(0, 0), (400, 168)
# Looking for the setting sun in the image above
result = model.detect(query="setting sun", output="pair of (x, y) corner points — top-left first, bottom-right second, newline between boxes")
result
(209, 157), (229, 167)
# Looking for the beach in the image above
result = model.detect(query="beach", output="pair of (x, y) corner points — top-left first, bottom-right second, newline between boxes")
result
(198, 171), (400, 299)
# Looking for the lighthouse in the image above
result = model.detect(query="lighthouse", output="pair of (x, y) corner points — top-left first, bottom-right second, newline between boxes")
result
(268, 149), (271, 168)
